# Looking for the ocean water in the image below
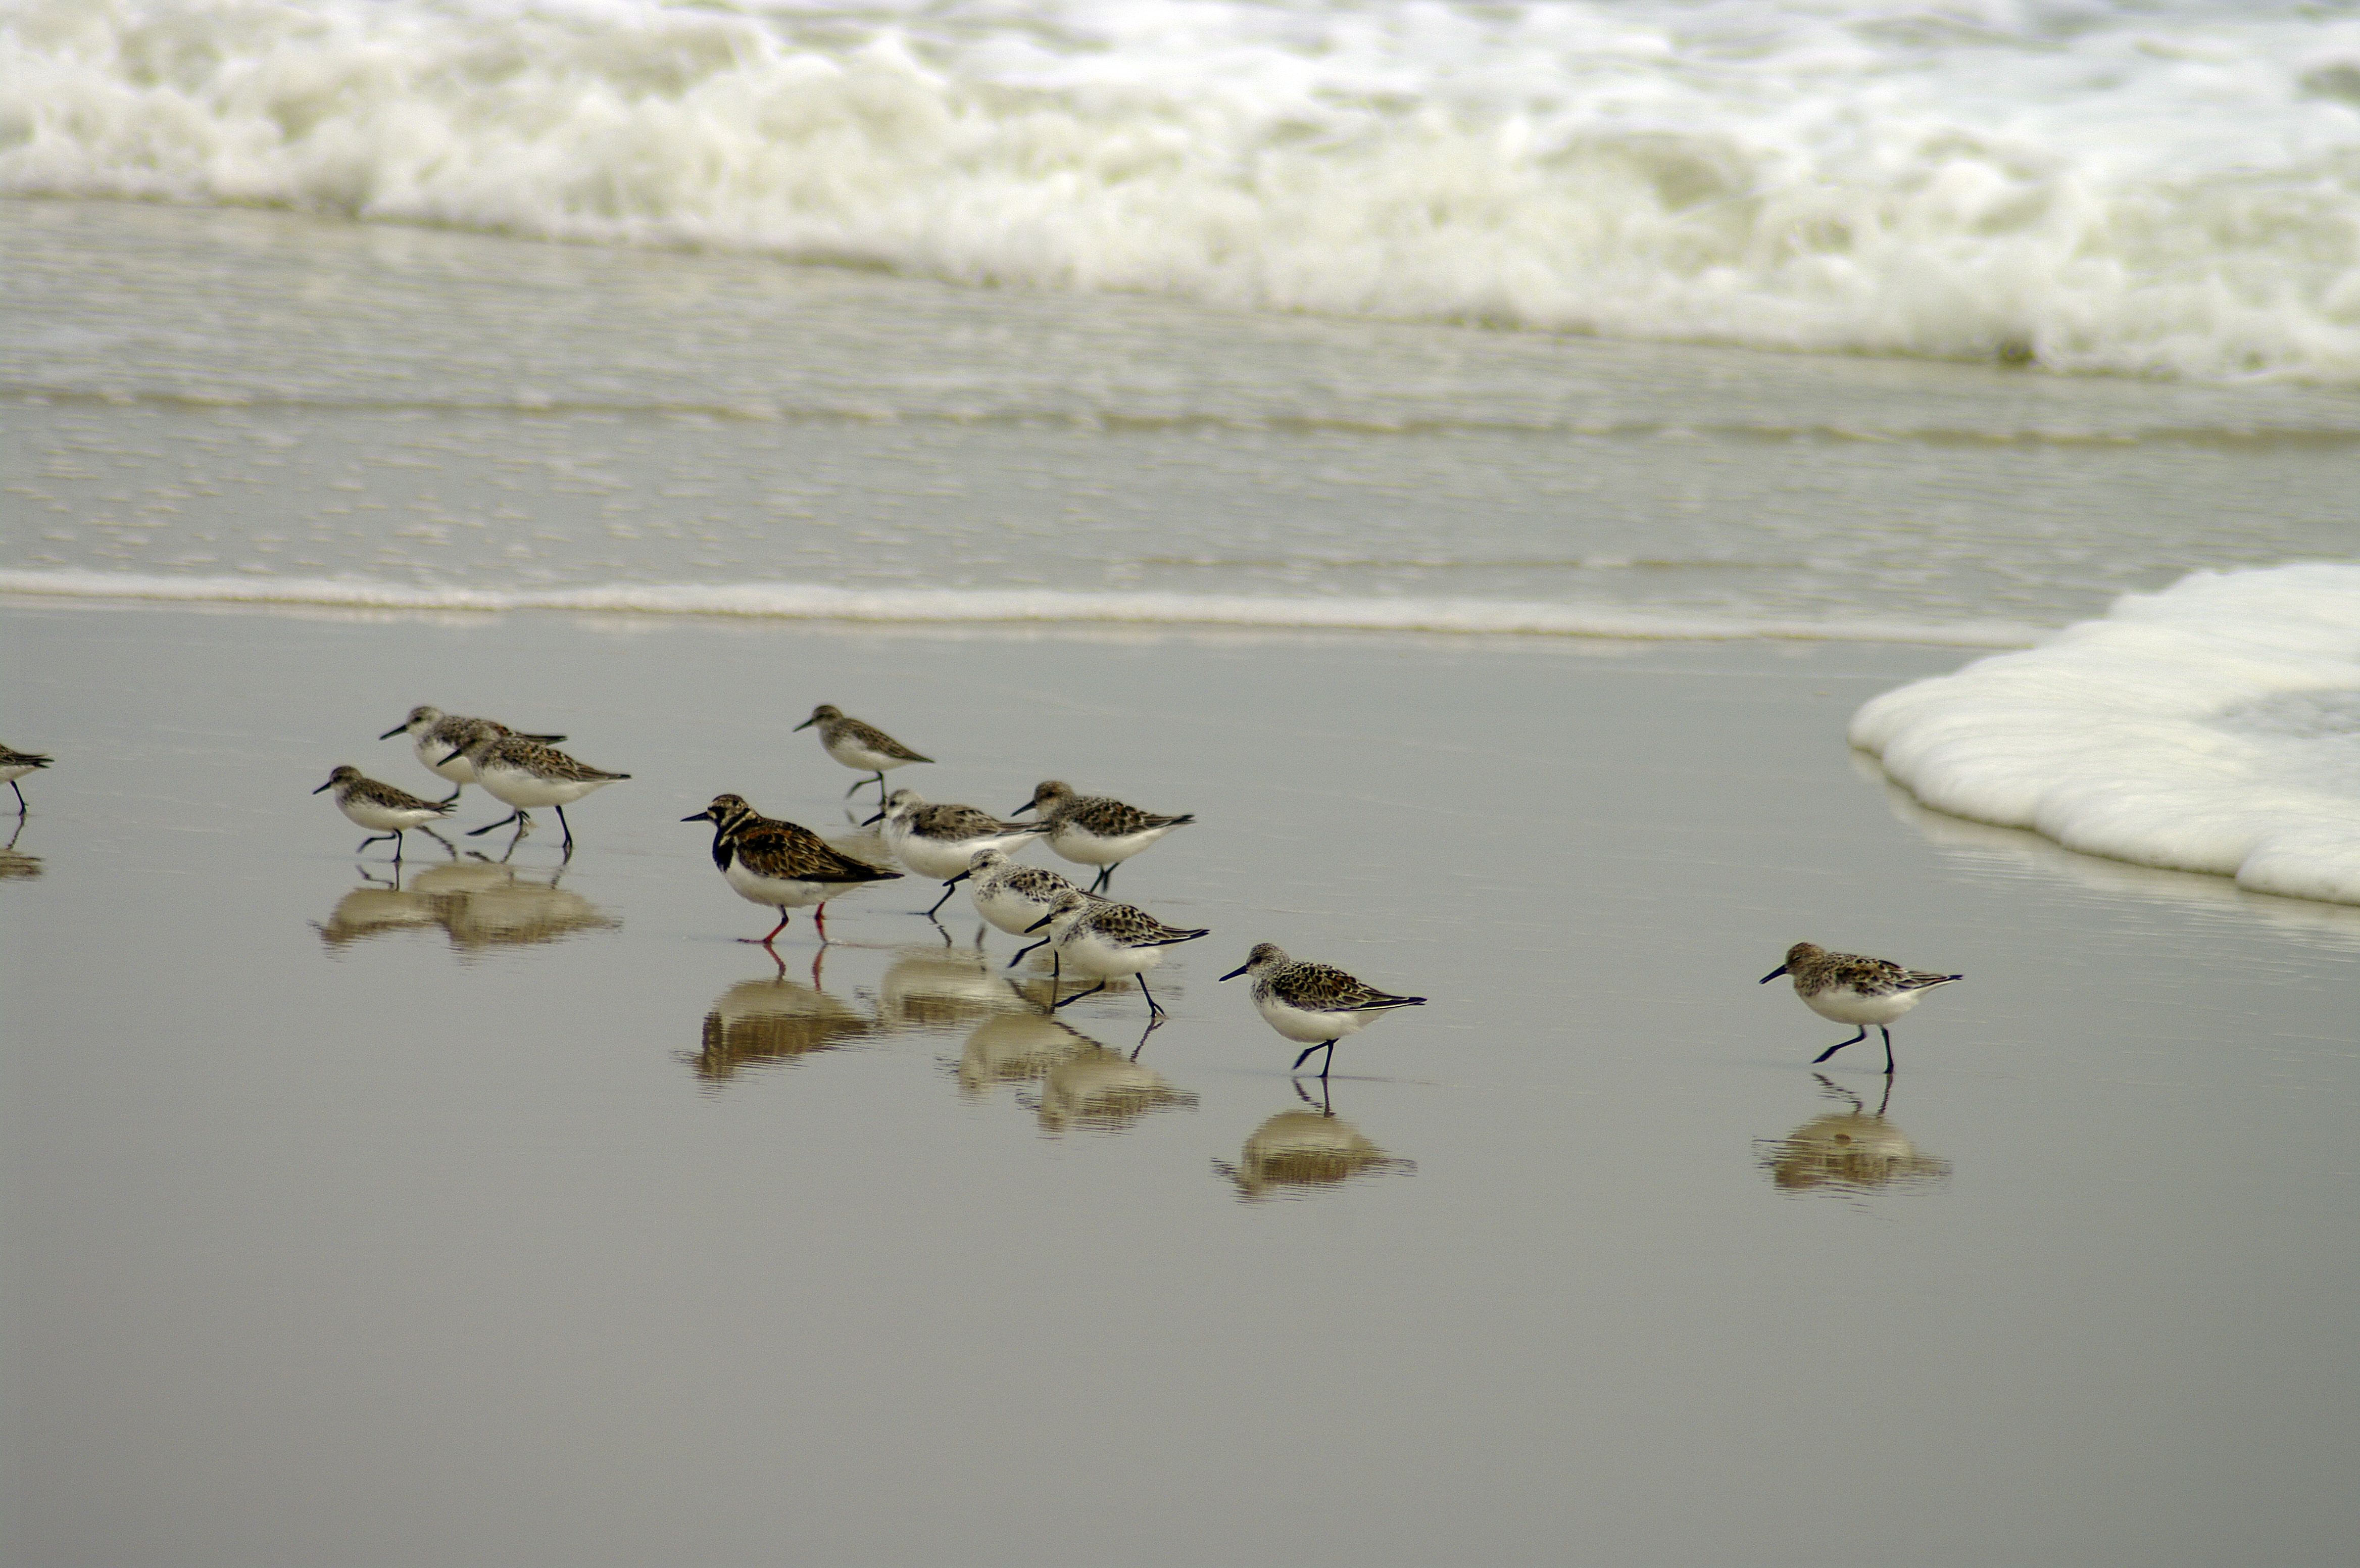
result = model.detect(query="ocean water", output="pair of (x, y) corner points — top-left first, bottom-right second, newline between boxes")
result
(7, 0), (2360, 381)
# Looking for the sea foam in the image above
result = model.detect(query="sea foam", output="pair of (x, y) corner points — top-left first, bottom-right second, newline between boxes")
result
(1851, 564), (2360, 906)
(6, 0), (2358, 385)
(0, 568), (2044, 647)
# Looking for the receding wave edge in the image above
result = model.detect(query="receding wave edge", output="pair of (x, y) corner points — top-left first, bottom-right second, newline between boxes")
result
(0, 570), (2041, 647)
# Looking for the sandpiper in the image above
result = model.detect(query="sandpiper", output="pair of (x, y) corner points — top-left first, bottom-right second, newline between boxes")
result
(871, 789), (1052, 914)
(944, 847), (1106, 965)
(1024, 886), (1209, 1020)
(1012, 779), (1194, 893)
(0, 743), (52, 814)
(794, 704), (932, 804)
(1219, 943), (1427, 1079)
(438, 725), (628, 855)
(683, 793), (903, 945)
(1760, 941), (1962, 1074)
(313, 765), (456, 860)
(378, 706), (565, 802)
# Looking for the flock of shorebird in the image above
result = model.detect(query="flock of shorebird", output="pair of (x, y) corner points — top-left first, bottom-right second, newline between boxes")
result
(312, 703), (1433, 1078)
(7, 713), (1963, 1075)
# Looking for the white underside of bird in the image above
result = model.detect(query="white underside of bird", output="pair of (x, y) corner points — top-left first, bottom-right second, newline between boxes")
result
(723, 858), (861, 911)
(1799, 984), (1942, 1028)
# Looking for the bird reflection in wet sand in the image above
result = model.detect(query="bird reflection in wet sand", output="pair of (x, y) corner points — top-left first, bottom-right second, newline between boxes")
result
(1026, 1042), (1198, 1134)
(0, 818), (42, 880)
(313, 860), (616, 951)
(877, 943), (1033, 1034)
(693, 954), (877, 1083)
(1757, 1074), (1952, 1196)
(955, 1011), (1100, 1099)
(1214, 1080), (1415, 1202)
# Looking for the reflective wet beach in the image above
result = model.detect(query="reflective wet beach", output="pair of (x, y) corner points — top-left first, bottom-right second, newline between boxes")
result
(4, 603), (2354, 1566)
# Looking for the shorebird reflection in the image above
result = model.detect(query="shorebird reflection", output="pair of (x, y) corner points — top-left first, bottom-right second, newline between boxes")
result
(1214, 1080), (1415, 1202)
(954, 1011), (1100, 1099)
(0, 818), (43, 880)
(1026, 1041), (1198, 1134)
(693, 956), (876, 1082)
(313, 860), (617, 951)
(1757, 1074), (1952, 1196)
(876, 942), (1033, 1034)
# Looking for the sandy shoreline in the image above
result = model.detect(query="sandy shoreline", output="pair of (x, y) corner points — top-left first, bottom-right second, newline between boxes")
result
(4, 599), (2354, 1566)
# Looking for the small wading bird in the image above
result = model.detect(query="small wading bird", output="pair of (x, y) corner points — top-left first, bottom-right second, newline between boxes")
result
(683, 793), (902, 946)
(868, 789), (1052, 916)
(1760, 941), (1962, 1075)
(1024, 886), (1208, 1021)
(795, 704), (932, 805)
(313, 765), (456, 861)
(438, 725), (628, 856)
(379, 706), (566, 803)
(0, 742), (52, 814)
(1220, 943), (1428, 1080)
(942, 847), (1106, 965)
(1012, 779), (1194, 894)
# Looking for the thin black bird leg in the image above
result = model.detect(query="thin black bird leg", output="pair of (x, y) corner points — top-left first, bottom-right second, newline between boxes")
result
(1052, 981), (1107, 1011)
(1811, 1026), (1870, 1065)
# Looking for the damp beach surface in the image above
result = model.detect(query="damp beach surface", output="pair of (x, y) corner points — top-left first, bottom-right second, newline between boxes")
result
(3, 602), (2355, 1567)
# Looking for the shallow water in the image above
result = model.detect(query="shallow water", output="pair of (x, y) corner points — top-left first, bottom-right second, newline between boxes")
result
(4, 604), (2355, 1567)
(6, 198), (2358, 640)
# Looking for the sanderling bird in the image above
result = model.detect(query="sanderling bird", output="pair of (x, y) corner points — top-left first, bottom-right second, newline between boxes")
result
(313, 765), (457, 860)
(378, 706), (565, 803)
(437, 724), (628, 855)
(1759, 941), (1962, 1075)
(1011, 779), (1195, 893)
(1023, 886), (1209, 1020)
(1219, 943), (1428, 1079)
(0, 742), (52, 814)
(870, 789), (1052, 914)
(794, 704), (932, 805)
(683, 793), (903, 946)
(943, 847), (1107, 964)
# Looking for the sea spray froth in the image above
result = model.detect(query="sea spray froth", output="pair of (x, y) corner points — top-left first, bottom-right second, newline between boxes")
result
(7, 0), (2359, 384)
(0, 570), (2047, 647)
(1851, 564), (2360, 906)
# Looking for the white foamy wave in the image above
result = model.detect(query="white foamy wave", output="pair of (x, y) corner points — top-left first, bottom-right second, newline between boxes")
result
(1852, 563), (2360, 906)
(6, 0), (2358, 384)
(0, 568), (2044, 646)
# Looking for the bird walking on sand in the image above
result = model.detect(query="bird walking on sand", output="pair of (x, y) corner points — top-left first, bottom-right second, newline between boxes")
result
(870, 789), (1052, 914)
(0, 743), (52, 814)
(1012, 779), (1194, 893)
(379, 706), (565, 803)
(313, 765), (456, 860)
(944, 847), (1107, 965)
(438, 725), (628, 856)
(1760, 941), (1962, 1075)
(683, 793), (902, 946)
(1220, 943), (1427, 1079)
(1024, 886), (1209, 1020)
(795, 704), (932, 805)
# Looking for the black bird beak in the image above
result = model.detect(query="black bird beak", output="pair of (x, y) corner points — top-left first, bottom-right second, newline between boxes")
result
(944, 871), (970, 886)
(681, 810), (713, 823)
(861, 810), (884, 826)
(377, 723), (408, 740)
(1218, 963), (1250, 982)
(311, 779), (334, 794)
(1009, 800), (1034, 815)
(792, 716), (817, 732)
(436, 748), (464, 767)
(1024, 912), (1056, 933)
(1759, 965), (1789, 984)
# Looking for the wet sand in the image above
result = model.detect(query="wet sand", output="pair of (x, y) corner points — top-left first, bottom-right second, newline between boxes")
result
(3, 600), (2355, 1567)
